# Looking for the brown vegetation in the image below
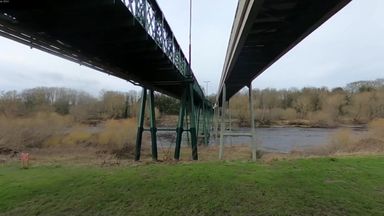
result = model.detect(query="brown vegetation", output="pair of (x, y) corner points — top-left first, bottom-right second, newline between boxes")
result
(228, 79), (384, 127)
(295, 118), (384, 156)
(0, 112), (73, 149)
(0, 114), (140, 157)
(0, 87), (141, 120)
(97, 119), (137, 150)
(1, 79), (384, 163)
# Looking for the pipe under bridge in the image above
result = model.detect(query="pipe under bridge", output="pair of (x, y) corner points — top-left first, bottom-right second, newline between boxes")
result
(215, 0), (351, 160)
(0, 0), (213, 160)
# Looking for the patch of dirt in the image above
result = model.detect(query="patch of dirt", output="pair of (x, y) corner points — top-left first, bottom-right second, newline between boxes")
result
(324, 179), (345, 184)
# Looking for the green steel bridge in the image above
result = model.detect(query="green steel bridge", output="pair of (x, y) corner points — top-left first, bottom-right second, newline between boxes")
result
(0, 0), (213, 161)
(0, 0), (351, 161)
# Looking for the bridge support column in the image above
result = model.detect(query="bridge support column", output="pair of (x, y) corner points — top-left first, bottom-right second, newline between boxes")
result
(149, 89), (158, 161)
(229, 100), (233, 146)
(219, 84), (226, 160)
(214, 106), (219, 143)
(134, 87), (158, 161)
(210, 107), (214, 143)
(174, 84), (198, 161)
(202, 101), (208, 146)
(196, 105), (201, 142)
(188, 84), (198, 160)
(248, 83), (257, 161)
(174, 90), (187, 160)
(135, 88), (147, 161)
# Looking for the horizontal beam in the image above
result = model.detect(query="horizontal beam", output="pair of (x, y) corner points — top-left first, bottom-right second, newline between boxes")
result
(143, 128), (191, 132)
(223, 132), (253, 136)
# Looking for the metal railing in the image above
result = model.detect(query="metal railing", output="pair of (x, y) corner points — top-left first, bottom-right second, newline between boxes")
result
(122, 0), (188, 77)
(121, 0), (207, 99)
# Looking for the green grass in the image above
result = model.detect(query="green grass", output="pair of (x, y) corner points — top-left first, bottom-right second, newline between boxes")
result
(1, 156), (383, 216)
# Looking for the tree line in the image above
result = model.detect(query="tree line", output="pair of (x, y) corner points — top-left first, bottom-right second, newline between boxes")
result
(0, 87), (182, 122)
(1, 79), (383, 127)
(229, 79), (384, 126)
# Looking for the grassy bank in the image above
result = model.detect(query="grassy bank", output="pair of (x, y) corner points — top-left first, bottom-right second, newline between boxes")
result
(1, 156), (383, 216)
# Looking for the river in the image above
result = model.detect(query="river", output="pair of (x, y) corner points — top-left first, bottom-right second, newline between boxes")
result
(157, 127), (368, 153)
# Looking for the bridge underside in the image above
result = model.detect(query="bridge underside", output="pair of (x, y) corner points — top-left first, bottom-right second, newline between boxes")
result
(0, 0), (205, 102)
(215, 0), (351, 160)
(218, 0), (351, 103)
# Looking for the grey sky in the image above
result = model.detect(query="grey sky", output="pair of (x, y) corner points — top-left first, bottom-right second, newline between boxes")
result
(0, 0), (383, 96)
(253, 0), (384, 90)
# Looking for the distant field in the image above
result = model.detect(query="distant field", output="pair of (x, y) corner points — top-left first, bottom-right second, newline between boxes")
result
(0, 156), (383, 216)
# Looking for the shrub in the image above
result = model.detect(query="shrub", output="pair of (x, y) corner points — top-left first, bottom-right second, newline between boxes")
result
(0, 113), (72, 149)
(309, 111), (336, 127)
(305, 125), (384, 155)
(60, 127), (94, 146)
(368, 118), (384, 140)
(303, 129), (353, 155)
(329, 128), (352, 152)
(97, 119), (137, 151)
(280, 108), (297, 121)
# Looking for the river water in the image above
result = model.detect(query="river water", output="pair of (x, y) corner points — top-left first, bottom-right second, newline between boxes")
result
(157, 127), (368, 153)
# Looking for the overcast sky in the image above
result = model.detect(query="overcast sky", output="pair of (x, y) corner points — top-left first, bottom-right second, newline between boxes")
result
(0, 0), (383, 96)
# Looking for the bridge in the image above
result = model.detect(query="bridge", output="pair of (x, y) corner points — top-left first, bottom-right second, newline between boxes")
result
(0, 0), (351, 161)
(0, 0), (213, 161)
(216, 0), (351, 160)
